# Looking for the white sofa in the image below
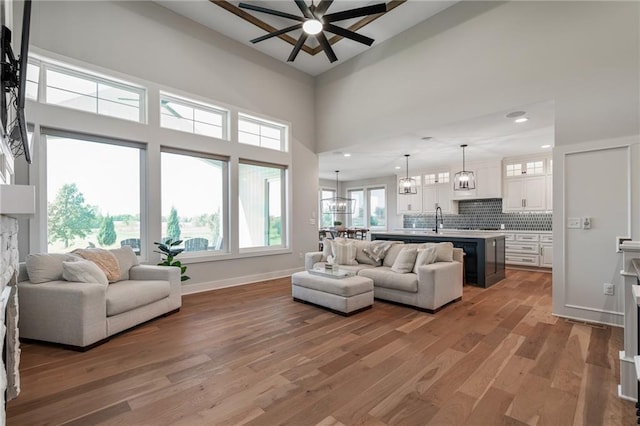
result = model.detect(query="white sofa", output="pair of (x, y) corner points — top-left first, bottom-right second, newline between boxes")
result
(305, 240), (463, 313)
(17, 247), (181, 350)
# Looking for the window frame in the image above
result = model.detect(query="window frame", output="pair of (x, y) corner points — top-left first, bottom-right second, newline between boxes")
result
(41, 128), (147, 257)
(30, 57), (147, 123)
(345, 185), (388, 231)
(238, 159), (288, 252)
(159, 92), (229, 140)
(238, 113), (289, 152)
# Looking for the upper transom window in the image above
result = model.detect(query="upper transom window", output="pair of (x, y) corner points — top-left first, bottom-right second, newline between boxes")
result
(238, 113), (288, 152)
(160, 93), (228, 140)
(40, 62), (145, 123)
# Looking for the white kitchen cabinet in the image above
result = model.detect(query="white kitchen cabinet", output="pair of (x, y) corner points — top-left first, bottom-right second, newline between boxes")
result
(546, 175), (553, 210)
(451, 161), (502, 200)
(504, 231), (552, 269)
(503, 175), (546, 212)
(422, 171), (455, 213)
(396, 175), (422, 214)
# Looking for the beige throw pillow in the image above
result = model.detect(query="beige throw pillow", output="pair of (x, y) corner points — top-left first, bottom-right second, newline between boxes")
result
(330, 242), (357, 266)
(62, 260), (109, 286)
(72, 248), (121, 283)
(413, 246), (438, 273)
(25, 253), (82, 284)
(391, 246), (418, 273)
(422, 242), (455, 262)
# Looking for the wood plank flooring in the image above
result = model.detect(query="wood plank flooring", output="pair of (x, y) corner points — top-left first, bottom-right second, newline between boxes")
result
(7, 270), (634, 425)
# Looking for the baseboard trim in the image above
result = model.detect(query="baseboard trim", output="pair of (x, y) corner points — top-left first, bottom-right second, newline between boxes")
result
(181, 267), (304, 295)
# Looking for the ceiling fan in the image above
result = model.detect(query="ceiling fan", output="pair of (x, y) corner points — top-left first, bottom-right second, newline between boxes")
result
(238, 1), (388, 63)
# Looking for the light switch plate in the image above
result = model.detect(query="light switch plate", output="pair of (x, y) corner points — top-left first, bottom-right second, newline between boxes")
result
(568, 218), (581, 229)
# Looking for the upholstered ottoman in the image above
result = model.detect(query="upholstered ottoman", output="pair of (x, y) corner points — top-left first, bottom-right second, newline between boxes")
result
(291, 271), (374, 316)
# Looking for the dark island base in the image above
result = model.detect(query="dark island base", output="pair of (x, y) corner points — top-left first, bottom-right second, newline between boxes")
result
(371, 233), (506, 288)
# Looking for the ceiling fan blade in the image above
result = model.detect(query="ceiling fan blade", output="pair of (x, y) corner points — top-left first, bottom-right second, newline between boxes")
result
(288, 33), (308, 62)
(294, 0), (314, 19)
(316, 32), (338, 63)
(324, 3), (387, 23)
(324, 23), (374, 46)
(238, 2), (304, 22)
(314, 0), (334, 17)
(251, 23), (303, 43)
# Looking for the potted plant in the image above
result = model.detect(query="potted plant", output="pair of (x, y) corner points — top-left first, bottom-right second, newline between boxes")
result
(153, 238), (190, 281)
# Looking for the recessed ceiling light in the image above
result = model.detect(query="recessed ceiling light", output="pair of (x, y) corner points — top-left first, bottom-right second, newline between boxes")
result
(506, 111), (526, 118)
(343, 153), (351, 157)
(541, 144), (551, 149)
(514, 117), (529, 123)
(395, 166), (401, 170)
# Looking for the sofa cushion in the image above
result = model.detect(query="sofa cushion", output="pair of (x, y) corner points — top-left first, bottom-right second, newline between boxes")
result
(413, 246), (438, 273)
(26, 253), (82, 284)
(109, 246), (140, 281)
(384, 243), (423, 267)
(329, 241), (357, 265)
(391, 246), (419, 273)
(359, 266), (419, 293)
(106, 280), (170, 316)
(62, 260), (109, 286)
(364, 240), (399, 264)
(72, 249), (121, 282)
(421, 242), (455, 262)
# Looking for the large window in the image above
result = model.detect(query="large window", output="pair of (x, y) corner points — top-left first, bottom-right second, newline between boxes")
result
(319, 189), (335, 228)
(348, 189), (365, 227)
(45, 133), (142, 254)
(347, 187), (386, 230)
(239, 162), (286, 249)
(160, 93), (228, 139)
(238, 114), (288, 152)
(32, 59), (145, 122)
(161, 150), (227, 253)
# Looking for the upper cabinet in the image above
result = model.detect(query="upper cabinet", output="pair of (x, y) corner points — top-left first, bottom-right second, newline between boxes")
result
(423, 171), (455, 213)
(451, 160), (502, 200)
(502, 156), (552, 212)
(396, 175), (422, 214)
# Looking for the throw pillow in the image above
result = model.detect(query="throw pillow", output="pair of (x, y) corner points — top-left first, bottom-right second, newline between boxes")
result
(72, 248), (121, 283)
(109, 246), (140, 281)
(413, 246), (438, 273)
(322, 238), (333, 261)
(62, 260), (109, 286)
(421, 242), (455, 262)
(363, 240), (396, 263)
(391, 246), (418, 273)
(355, 241), (380, 266)
(330, 241), (357, 266)
(25, 253), (82, 284)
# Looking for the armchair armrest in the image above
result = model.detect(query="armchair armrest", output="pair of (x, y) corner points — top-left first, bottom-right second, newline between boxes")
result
(130, 265), (182, 309)
(305, 252), (324, 271)
(18, 281), (107, 347)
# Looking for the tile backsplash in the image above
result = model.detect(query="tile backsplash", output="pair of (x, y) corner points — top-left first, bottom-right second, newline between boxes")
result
(403, 198), (552, 231)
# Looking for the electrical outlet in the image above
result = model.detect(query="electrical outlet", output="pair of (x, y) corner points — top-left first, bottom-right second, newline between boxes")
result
(582, 217), (591, 229)
(604, 283), (614, 296)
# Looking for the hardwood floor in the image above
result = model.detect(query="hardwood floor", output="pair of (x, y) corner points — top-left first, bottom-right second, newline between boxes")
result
(7, 270), (634, 425)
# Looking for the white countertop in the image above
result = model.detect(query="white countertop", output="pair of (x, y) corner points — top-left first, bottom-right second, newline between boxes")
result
(373, 230), (506, 239)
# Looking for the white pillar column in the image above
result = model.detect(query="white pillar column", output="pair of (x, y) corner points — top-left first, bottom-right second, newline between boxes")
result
(619, 242), (640, 401)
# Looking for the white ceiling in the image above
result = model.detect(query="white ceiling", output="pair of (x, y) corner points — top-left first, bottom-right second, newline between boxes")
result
(155, 0), (457, 76)
(155, 1), (555, 182)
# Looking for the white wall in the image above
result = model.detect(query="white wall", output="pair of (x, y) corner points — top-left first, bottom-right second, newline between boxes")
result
(316, 1), (640, 325)
(19, 1), (319, 291)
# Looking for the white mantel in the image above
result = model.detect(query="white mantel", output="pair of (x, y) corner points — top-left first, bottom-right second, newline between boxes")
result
(618, 241), (640, 401)
(0, 184), (35, 216)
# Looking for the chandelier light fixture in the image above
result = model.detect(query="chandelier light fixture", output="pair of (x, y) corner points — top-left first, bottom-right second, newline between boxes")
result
(453, 144), (476, 191)
(322, 170), (356, 214)
(398, 154), (417, 195)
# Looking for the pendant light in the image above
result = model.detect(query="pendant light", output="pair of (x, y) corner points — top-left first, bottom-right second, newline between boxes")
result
(321, 170), (356, 214)
(398, 154), (417, 195)
(453, 144), (476, 191)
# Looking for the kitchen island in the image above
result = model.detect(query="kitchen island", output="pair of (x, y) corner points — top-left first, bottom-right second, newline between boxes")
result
(371, 230), (506, 288)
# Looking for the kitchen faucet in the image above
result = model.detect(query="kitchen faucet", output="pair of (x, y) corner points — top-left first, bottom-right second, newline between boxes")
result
(433, 206), (444, 233)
